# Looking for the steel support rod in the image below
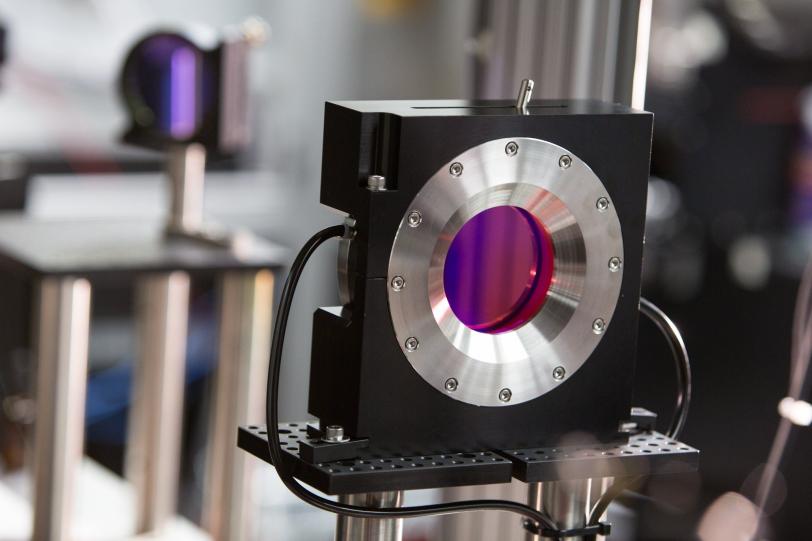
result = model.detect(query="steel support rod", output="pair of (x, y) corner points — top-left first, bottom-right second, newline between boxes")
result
(336, 492), (404, 541)
(203, 269), (274, 541)
(126, 271), (190, 533)
(526, 480), (595, 541)
(32, 276), (92, 541)
(166, 143), (206, 235)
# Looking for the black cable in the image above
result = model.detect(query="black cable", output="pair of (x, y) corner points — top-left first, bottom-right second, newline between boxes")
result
(587, 297), (692, 527)
(264, 225), (559, 529)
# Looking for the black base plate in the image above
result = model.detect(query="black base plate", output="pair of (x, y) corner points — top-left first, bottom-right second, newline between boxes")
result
(238, 423), (699, 495)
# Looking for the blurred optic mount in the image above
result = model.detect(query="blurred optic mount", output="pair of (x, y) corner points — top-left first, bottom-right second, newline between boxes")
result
(119, 18), (267, 247)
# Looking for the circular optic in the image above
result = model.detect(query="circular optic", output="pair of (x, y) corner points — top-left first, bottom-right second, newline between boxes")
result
(122, 34), (211, 139)
(442, 206), (554, 334)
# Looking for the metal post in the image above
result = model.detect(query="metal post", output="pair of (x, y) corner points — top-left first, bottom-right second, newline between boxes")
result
(126, 272), (190, 533)
(526, 480), (606, 541)
(203, 270), (274, 541)
(336, 492), (404, 541)
(166, 143), (206, 236)
(32, 277), (92, 541)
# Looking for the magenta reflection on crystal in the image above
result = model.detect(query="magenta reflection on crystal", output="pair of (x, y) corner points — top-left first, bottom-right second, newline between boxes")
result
(442, 206), (554, 334)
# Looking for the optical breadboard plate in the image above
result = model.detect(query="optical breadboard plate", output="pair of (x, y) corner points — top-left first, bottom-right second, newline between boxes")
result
(506, 431), (699, 483)
(238, 423), (514, 495)
(239, 424), (698, 494)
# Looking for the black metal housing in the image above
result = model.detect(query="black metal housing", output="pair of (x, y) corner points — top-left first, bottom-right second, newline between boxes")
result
(309, 100), (653, 453)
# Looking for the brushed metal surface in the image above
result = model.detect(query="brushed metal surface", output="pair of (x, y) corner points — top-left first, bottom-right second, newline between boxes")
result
(388, 137), (623, 407)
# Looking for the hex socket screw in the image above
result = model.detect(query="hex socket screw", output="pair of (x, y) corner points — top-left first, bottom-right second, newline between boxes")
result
(505, 141), (519, 156)
(404, 337), (419, 351)
(407, 210), (423, 228)
(552, 366), (566, 380)
(558, 154), (572, 169)
(445, 378), (458, 392)
(592, 318), (606, 335)
(498, 388), (512, 402)
(391, 275), (406, 291)
(596, 197), (610, 212)
(449, 162), (463, 177)
(608, 257), (623, 272)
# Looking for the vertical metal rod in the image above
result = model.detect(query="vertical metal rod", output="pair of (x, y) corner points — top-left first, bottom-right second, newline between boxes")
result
(203, 270), (274, 541)
(335, 492), (404, 541)
(166, 143), (206, 235)
(126, 272), (190, 533)
(32, 277), (92, 541)
(526, 480), (593, 541)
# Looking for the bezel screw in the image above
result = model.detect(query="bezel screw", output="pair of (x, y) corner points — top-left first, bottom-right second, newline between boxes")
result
(608, 257), (623, 272)
(449, 162), (464, 177)
(592, 318), (606, 334)
(505, 141), (519, 156)
(391, 275), (406, 291)
(559, 154), (572, 169)
(596, 197), (610, 212)
(498, 388), (512, 402)
(445, 378), (458, 392)
(405, 337), (419, 351)
(552, 366), (566, 380)
(407, 210), (423, 227)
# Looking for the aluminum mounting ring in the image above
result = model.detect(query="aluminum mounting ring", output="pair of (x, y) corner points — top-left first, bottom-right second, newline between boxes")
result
(387, 137), (623, 407)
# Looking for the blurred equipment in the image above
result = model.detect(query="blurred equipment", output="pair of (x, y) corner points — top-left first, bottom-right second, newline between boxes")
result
(472, 0), (652, 108)
(119, 18), (267, 246)
(239, 81), (698, 540)
(0, 17), (284, 541)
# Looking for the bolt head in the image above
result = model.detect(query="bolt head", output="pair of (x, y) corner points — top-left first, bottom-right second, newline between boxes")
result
(407, 210), (423, 228)
(498, 388), (512, 402)
(505, 141), (519, 156)
(596, 197), (610, 212)
(445, 378), (458, 392)
(405, 337), (419, 351)
(552, 366), (566, 380)
(367, 174), (386, 191)
(608, 257), (623, 272)
(449, 162), (464, 177)
(391, 275), (406, 291)
(322, 425), (348, 443)
(559, 154), (572, 169)
(592, 318), (606, 334)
